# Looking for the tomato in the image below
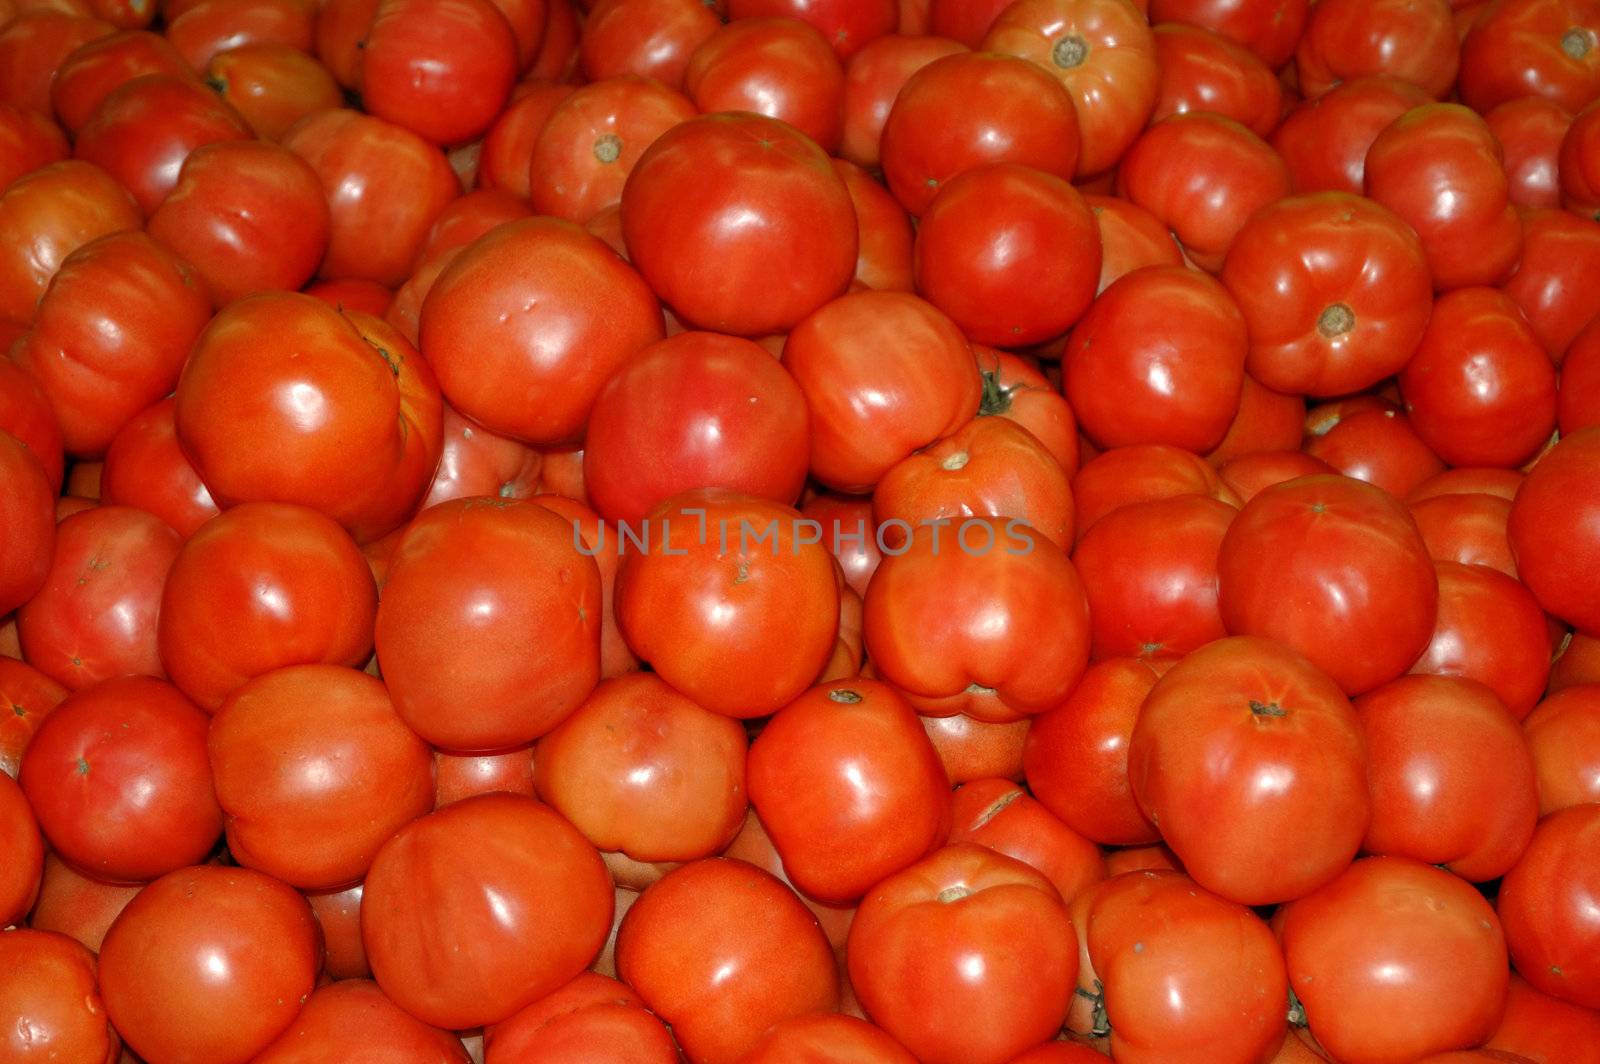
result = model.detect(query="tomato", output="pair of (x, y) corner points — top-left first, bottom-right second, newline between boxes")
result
(838, 33), (966, 169)
(1083, 194), (1182, 294)
(0, 160), (140, 328)
(48, 30), (188, 134)
(1499, 803), (1600, 1008)
(1508, 427), (1600, 634)
(1151, 22), (1282, 137)
(1218, 451), (1332, 504)
(434, 744), (536, 809)
(98, 865), (320, 1064)
(948, 778), (1105, 905)
(1561, 100), (1600, 219)
(873, 417), (1074, 550)
(835, 157), (916, 292)
(1303, 404), (1445, 501)
(419, 405), (542, 510)
(800, 495), (881, 599)
(1072, 443), (1236, 539)
(1486, 975), (1600, 1063)
(533, 672), (747, 862)
(484, 973), (645, 1062)
(618, 858), (839, 1064)
(361, 0), (517, 146)
(479, 81), (574, 199)
(783, 290), (981, 493)
(100, 398), (217, 537)
(0, 929), (118, 1063)
(1280, 857), (1509, 1063)
(17, 506), (179, 690)
(583, 331), (809, 526)
(616, 491), (839, 718)
(1491, 98), (1572, 209)
(0, 773), (42, 926)
(622, 113), (856, 336)
(1525, 685), (1600, 814)
(206, 42), (342, 141)
(0, 13), (114, 118)
(1410, 491), (1517, 578)
(1412, 560), (1553, 719)
(1146, 0), (1308, 67)
(916, 162), (1100, 347)
(27, 852), (140, 953)
(923, 712), (1030, 785)
(1006, 1043), (1108, 1063)
(1296, 0), (1456, 99)
(879, 52), (1080, 216)
(1411, 466), (1527, 502)
(164, 0), (314, 68)
(684, 17), (845, 153)
(1563, 315), (1600, 432)
(580, 0), (721, 91)
(18, 676), (219, 882)
(1365, 103), (1523, 290)
(1218, 475), (1438, 695)
(254, 980), (470, 1064)
(741, 1013), (917, 1064)
(283, 109), (461, 287)
(1552, 632), (1600, 690)
(1272, 76), (1433, 194)
(1222, 193), (1432, 396)
(303, 277), (393, 317)
(748, 678), (949, 903)
(848, 844), (1077, 1064)
(533, 493), (639, 680)
(972, 347), (1079, 474)
(1458, 0), (1600, 114)
(0, 348), (65, 493)
(304, 883), (368, 979)
(0, 657), (65, 781)
(375, 496), (602, 751)
(0, 431), (54, 620)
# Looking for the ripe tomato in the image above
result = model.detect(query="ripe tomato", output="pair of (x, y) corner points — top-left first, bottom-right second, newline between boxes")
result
(375, 496), (602, 751)
(1502, 210), (1600, 360)
(580, 0), (721, 91)
(1296, 0), (1457, 99)
(622, 112), (856, 336)
(206, 42), (343, 141)
(1563, 315), (1600, 432)
(973, 347), (1079, 473)
(1072, 443), (1236, 539)
(1083, 194), (1183, 293)
(617, 858), (840, 1064)
(0, 160), (140, 327)
(305, 883), (368, 979)
(1217, 475), (1438, 695)
(0, 929), (118, 1063)
(926, 0), (1012, 45)
(0, 431), (54, 619)
(748, 678), (950, 904)
(922, 713), (1030, 785)
(48, 30), (192, 134)
(418, 405), (542, 509)
(741, 1013), (917, 1064)
(1499, 802), (1600, 1009)
(1486, 975), (1600, 1063)
(1409, 492), (1518, 578)
(783, 290), (981, 493)
(915, 162), (1101, 346)
(1280, 857), (1509, 1063)
(1146, 0), (1309, 67)
(1272, 76), (1432, 194)
(479, 81), (575, 199)
(100, 397), (219, 537)
(98, 865), (321, 1064)
(253, 980), (471, 1064)
(163, 0), (315, 67)
(0, 773), (42, 927)
(1410, 561), (1553, 719)
(0, 353), (66, 492)
(1151, 22), (1282, 137)
(1489, 97), (1572, 208)
(1218, 450), (1333, 503)
(26, 852), (140, 954)
(1508, 427), (1600, 634)
(1458, 0), (1600, 114)
(835, 157), (916, 292)
(1303, 400), (1445, 501)
(0, 657), (66, 779)
(838, 33), (966, 169)
(684, 17), (845, 153)
(1524, 684), (1600, 814)
(360, 0), (518, 146)
(879, 52), (1080, 216)
(948, 778), (1106, 906)
(847, 844), (1078, 1064)
(534, 672), (748, 862)
(0, 13), (115, 118)
(484, 973), (646, 1063)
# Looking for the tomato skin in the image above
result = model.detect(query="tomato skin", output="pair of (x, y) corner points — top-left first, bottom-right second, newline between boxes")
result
(283, 109), (461, 287)
(0, 657), (65, 781)
(880, 53), (1080, 216)
(534, 672), (748, 862)
(1151, 22), (1282, 137)
(49, 30), (190, 134)
(1491, 98), (1572, 209)
(1007, 1044), (1108, 1063)
(0, 430), (55, 620)
(533, 493), (640, 680)
(0, 160), (142, 328)
(1280, 857), (1509, 1064)
(617, 858), (840, 1064)
(19, 676), (220, 883)
(919, 713), (1027, 785)
(100, 398), (218, 538)
(801, 494), (881, 599)
(1272, 76), (1432, 194)
(0, 773), (42, 927)
(685, 17), (845, 153)
(926, 0), (1013, 46)
(1508, 428), (1600, 634)
(1295, 0), (1457, 99)
(1410, 561), (1552, 720)
(835, 157), (916, 292)
(303, 277), (393, 317)
(0, 349), (65, 495)
(740, 1012), (918, 1064)
(206, 42), (342, 142)
(749, 678), (950, 904)
(1146, 0), (1308, 67)
(1458, 0), (1600, 114)
(375, 497), (602, 751)
(847, 844), (1078, 1064)
(973, 348), (1079, 473)
(1410, 492), (1518, 578)
(839, 33), (967, 169)
(1218, 475), (1439, 696)
(478, 81), (574, 199)
(1411, 467), (1527, 502)
(622, 113), (856, 337)
(1562, 314), (1600, 432)
(1083, 194), (1183, 293)
(948, 778), (1106, 906)
(1218, 451), (1332, 504)
(1499, 802), (1600, 1009)
(1303, 404), (1444, 501)
(915, 162), (1101, 347)
(485, 973), (646, 1063)
(1116, 112), (1289, 272)
(583, 332), (809, 526)
(0, 13), (115, 118)
(1072, 443), (1235, 540)
(581, 0), (721, 91)
(253, 980), (470, 1064)
(0, 929), (118, 1063)
(361, 0), (518, 146)
(434, 745), (535, 809)
(304, 882), (368, 980)
(1486, 974), (1600, 1063)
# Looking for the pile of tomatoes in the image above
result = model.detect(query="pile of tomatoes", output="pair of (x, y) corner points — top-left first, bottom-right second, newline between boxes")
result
(3, 0), (1600, 1061)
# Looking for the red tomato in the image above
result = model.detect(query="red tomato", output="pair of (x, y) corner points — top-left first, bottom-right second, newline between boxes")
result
(1410, 561), (1552, 719)
(534, 672), (747, 862)
(847, 844), (1078, 1064)
(532, 493), (639, 680)
(17, 506), (179, 690)
(434, 745), (535, 809)
(1116, 112), (1289, 272)
(0, 430), (54, 619)
(973, 347), (1079, 474)
(1217, 475), (1439, 695)
(1357, 675), (1540, 880)
(530, 0), (579, 79)
(1146, 0), (1308, 67)
(801, 494), (882, 599)
(1202, 381), (1306, 475)
(420, 405), (543, 509)
(210, 664), (433, 889)
(915, 162), (1100, 346)
(1072, 443), (1236, 539)
(98, 865), (320, 1064)
(948, 778), (1105, 906)
(1500, 802), (1600, 1008)
(100, 397), (219, 537)
(1006, 1044), (1107, 1063)
(1129, 636), (1367, 905)
(1271, 76), (1432, 194)
(26, 852), (140, 954)
(0, 929), (118, 1063)
(748, 678), (950, 904)
(1296, 0), (1457, 99)
(282, 109), (461, 287)
(1458, 0), (1600, 114)
(1409, 491), (1517, 578)
(13, 230), (210, 457)
(1563, 315), (1600, 432)
(1218, 451), (1333, 503)
(1075, 870), (1288, 1062)
(478, 81), (574, 199)
(18, 676), (220, 882)
(783, 290), (981, 493)
(1508, 427), (1600, 634)
(834, 157), (916, 292)
(361, 0), (517, 146)
(49, 30), (192, 133)
(879, 52), (1080, 216)
(982, 0), (1159, 178)
(0, 357), (66, 492)
(922, 712), (1030, 785)
(206, 42), (343, 141)
(1489, 97), (1572, 208)
(1302, 402), (1443, 501)
(375, 496), (602, 751)
(583, 331), (809, 526)
(484, 973), (652, 1064)
(925, 0), (1011, 46)
(305, 882), (368, 980)
(838, 33), (966, 169)
(303, 276), (393, 316)
(0, 656), (65, 780)
(1280, 857), (1509, 1063)
(0, 773), (42, 927)
(0, 161), (141, 328)
(1410, 466), (1527, 502)
(163, 0), (315, 69)
(1151, 22), (1282, 137)
(617, 858), (840, 1064)
(872, 417), (1074, 550)
(684, 17), (845, 153)
(363, 793), (612, 1028)
(1486, 974), (1600, 1063)
(728, 0), (896, 59)
(622, 113), (856, 336)
(580, 0), (721, 91)
(1525, 684), (1600, 814)
(254, 980), (470, 1064)
(0, 13), (115, 117)
(1083, 193), (1183, 293)
(741, 1013), (917, 1064)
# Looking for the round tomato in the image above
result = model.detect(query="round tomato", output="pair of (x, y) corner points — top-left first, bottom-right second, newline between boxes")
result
(948, 778), (1106, 906)
(1524, 684), (1600, 814)
(1409, 560), (1553, 719)
(741, 1013), (917, 1064)
(1488, 97), (1572, 208)
(0, 773), (42, 928)
(1272, 76), (1432, 194)
(0, 929), (117, 1063)
(684, 17), (845, 152)
(1458, 0), (1600, 114)
(1146, 0), (1308, 67)
(1498, 802), (1600, 1009)
(0, 430), (54, 619)
(838, 33), (966, 169)
(100, 397), (219, 538)
(206, 42), (343, 141)
(580, 0), (721, 91)
(360, 0), (518, 146)
(1295, 0), (1457, 99)
(253, 980), (470, 1064)
(1508, 427), (1600, 634)
(1151, 22), (1282, 137)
